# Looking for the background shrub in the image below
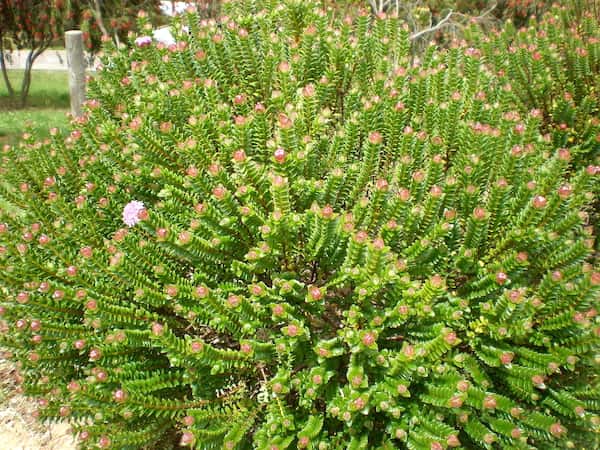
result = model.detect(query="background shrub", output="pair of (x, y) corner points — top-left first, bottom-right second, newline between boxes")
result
(1, 1), (599, 449)
(467, 2), (600, 175)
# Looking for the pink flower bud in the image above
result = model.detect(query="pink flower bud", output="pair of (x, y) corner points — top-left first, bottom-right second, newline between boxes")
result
(278, 113), (292, 129)
(483, 396), (497, 409)
(233, 149), (246, 162)
(80, 246), (93, 258)
(233, 94), (246, 105)
(89, 348), (102, 361)
(268, 176), (285, 190)
(240, 343), (252, 354)
(533, 195), (547, 209)
(212, 185), (226, 200)
(98, 435), (111, 448)
(30, 319), (41, 331)
(551, 271), (563, 282)
(352, 396), (366, 410)
(507, 289), (523, 304)
(278, 61), (290, 73)
(96, 370), (108, 382)
(456, 380), (469, 392)
(165, 285), (178, 297)
(272, 304), (285, 316)
(85, 299), (97, 310)
(500, 352), (514, 365)
(178, 231), (192, 244)
(586, 165), (599, 175)
(549, 423), (565, 437)
(190, 341), (204, 353)
(156, 228), (168, 240)
(194, 286), (209, 298)
(16, 292), (29, 304)
(67, 381), (80, 392)
(362, 331), (376, 346)
(368, 131), (383, 145)
(447, 435), (460, 447)
(531, 374), (546, 387)
(448, 395), (463, 408)
(320, 204), (334, 219)
(472, 207), (487, 220)
(516, 252), (528, 262)
(308, 286), (323, 301)
(392, 187), (408, 202)
(113, 389), (127, 402)
(227, 295), (241, 307)
(180, 432), (195, 446)
(151, 322), (164, 336)
(429, 185), (443, 197)
(376, 179), (389, 191)
(135, 35), (152, 47)
(444, 331), (457, 345)
(412, 170), (425, 182)
(495, 272), (508, 285)
(302, 84), (315, 97)
(286, 324), (299, 337)
(273, 148), (286, 163)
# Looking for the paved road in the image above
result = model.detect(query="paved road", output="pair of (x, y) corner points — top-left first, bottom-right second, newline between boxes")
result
(1, 49), (97, 71)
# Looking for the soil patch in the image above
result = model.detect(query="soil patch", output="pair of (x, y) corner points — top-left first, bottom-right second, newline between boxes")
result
(0, 355), (76, 450)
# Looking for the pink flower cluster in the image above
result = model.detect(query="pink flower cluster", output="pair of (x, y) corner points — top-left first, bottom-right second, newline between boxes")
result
(122, 200), (145, 227)
(135, 36), (153, 47)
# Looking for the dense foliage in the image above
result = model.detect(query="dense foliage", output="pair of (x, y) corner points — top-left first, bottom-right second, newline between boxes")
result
(467, 2), (600, 176)
(1, 1), (599, 449)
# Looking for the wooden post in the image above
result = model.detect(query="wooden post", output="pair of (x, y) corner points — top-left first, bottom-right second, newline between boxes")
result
(65, 30), (86, 117)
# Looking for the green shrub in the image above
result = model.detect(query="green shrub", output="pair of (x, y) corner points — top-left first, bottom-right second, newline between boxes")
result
(1, 1), (599, 449)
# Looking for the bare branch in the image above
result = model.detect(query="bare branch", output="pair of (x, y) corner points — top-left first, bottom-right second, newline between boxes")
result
(90, 0), (121, 47)
(409, 10), (453, 41)
(409, 3), (498, 41)
(91, 0), (109, 36)
(368, 0), (378, 14)
(451, 3), (498, 21)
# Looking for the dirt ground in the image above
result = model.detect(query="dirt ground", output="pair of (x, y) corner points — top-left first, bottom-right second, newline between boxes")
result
(0, 356), (76, 450)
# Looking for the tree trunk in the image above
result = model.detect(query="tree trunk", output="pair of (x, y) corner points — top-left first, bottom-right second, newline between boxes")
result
(18, 53), (32, 108)
(0, 48), (15, 101)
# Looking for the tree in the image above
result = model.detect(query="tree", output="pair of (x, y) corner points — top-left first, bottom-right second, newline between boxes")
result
(73, 0), (164, 52)
(0, 0), (66, 108)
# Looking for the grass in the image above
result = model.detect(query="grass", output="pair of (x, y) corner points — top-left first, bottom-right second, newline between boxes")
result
(0, 70), (71, 144)
(0, 69), (70, 108)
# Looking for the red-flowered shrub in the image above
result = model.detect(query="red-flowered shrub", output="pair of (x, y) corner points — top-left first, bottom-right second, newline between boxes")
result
(0, 0), (66, 107)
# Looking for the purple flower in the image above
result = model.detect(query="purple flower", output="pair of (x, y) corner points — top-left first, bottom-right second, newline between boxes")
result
(135, 36), (153, 48)
(122, 200), (145, 227)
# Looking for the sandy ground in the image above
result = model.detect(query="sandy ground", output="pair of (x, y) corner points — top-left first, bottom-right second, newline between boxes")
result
(0, 356), (76, 450)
